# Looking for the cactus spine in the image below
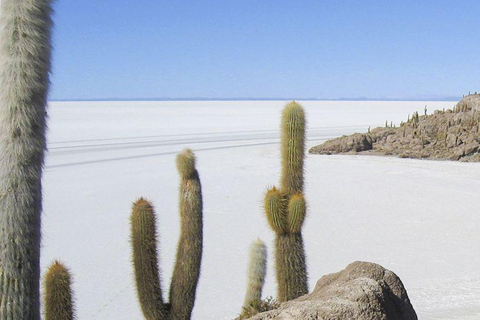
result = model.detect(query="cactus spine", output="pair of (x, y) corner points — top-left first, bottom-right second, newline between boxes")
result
(131, 149), (203, 320)
(0, 1), (53, 319)
(243, 239), (267, 308)
(264, 101), (308, 302)
(43, 261), (75, 320)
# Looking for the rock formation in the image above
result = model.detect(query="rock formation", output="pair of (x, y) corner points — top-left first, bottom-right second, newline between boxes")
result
(309, 94), (480, 161)
(247, 261), (417, 320)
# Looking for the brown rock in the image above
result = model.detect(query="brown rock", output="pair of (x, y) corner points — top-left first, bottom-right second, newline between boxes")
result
(248, 261), (417, 320)
(309, 94), (480, 161)
(308, 133), (373, 154)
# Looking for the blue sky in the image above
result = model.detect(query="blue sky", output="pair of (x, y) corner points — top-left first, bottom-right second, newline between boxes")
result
(50, 1), (480, 100)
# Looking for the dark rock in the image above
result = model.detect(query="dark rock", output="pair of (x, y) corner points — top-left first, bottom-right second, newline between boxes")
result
(248, 261), (417, 320)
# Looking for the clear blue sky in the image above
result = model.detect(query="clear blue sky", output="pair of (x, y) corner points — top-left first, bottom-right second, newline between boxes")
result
(50, 1), (480, 100)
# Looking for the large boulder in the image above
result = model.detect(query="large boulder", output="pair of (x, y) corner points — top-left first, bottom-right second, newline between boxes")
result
(248, 261), (417, 320)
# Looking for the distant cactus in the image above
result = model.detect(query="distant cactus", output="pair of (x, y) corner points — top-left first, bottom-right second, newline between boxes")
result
(43, 261), (75, 320)
(131, 149), (203, 320)
(243, 239), (267, 308)
(0, 1), (53, 319)
(264, 101), (308, 302)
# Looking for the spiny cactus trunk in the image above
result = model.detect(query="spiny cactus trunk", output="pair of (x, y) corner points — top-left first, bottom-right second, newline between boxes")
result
(169, 149), (203, 320)
(275, 233), (308, 302)
(0, 1), (53, 319)
(131, 199), (168, 320)
(43, 261), (75, 320)
(243, 239), (267, 308)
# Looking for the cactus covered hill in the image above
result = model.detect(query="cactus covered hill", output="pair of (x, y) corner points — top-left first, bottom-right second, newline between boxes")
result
(309, 94), (480, 162)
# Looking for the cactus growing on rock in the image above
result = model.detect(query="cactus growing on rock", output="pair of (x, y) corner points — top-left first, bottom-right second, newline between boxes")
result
(0, 1), (53, 319)
(131, 149), (203, 320)
(264, 101), (308, 302)
(43, 261), (75, 320)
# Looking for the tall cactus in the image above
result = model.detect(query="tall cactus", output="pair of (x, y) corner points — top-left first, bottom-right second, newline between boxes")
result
(169, 149), (203, 320)
(43, 261), (75, 320)
(0, 1), (53, 319)
(131, 149), (203, 320)
(243, 239), (267, 308)
(264, 101), (308, 302)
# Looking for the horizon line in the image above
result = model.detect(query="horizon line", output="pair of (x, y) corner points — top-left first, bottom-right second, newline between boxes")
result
(49, 96), (461, 102)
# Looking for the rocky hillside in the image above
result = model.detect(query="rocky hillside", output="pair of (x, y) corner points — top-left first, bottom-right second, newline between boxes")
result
(309, 94), (480, 161)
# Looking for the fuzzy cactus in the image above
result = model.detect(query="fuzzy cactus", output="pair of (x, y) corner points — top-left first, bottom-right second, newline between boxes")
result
(264, 101), (308, 302)
(0, 1), (53, 319)
(243, 239), (267, 308)
(131, 149), (203, 320)
(43, 261), (75, 320)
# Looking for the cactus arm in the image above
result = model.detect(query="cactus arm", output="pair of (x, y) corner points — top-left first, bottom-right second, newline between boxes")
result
(0, 1), (53, 319)
(169, 149), (203, 320)
(130, 198), (167, 320)
(264, 187), (287, 234)
(43, 261), (75, 320)
(287, 193), (306, 234)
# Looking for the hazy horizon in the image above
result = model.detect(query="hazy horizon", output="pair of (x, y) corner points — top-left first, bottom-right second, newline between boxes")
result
(48, 95), (461, 102)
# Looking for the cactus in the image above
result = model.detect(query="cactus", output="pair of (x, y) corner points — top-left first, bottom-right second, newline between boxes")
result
(243, 239), (267, 308)
(169, 149), (203, 320)
(0, 1), (53, 319)
(43, 261), (75, 320)
(131, 149), (203, 320)
(280, 102), (306, 197)
(264, 101), (308, 302)
(131, 198), (167, 320)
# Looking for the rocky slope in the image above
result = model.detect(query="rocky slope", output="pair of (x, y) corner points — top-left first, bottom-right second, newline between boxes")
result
(309, 94), (480, 161)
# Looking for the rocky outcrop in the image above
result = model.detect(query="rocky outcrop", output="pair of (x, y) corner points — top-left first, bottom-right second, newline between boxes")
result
(316, 133), (373, 154)
(309, 94), (480, 161)
(248, 261), (417, 320)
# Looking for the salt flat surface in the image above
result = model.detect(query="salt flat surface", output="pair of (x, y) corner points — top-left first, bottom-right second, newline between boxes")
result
(42, 100), (480, 319)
